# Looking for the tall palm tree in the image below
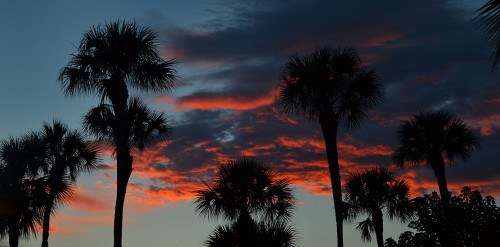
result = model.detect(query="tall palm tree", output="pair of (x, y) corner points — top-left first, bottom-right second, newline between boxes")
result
(474, 0), (500, 70)
(276, 46), (384, 247)
(59, 20), (177, 247)
(38, 121), (100, 247)
(195, 158), (295, 247)
(343, 167), (413, 247)
(0, 136), (45, 247)
(392, 110), (479, 202)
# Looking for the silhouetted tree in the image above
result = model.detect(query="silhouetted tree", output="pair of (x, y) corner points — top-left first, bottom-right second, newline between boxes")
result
(475, 0), (500, 69)
(37, 121), (100, 247)
(343, 167), (413, 247)
(386, 187), (500, 247)
(276, 46), (384, 247)
(195, 158), (295, 247)
(59, 20), (177, 247)
(393, 110), (479, 203)
(0, 136), (45, 247)
(206, 221), (297, 247)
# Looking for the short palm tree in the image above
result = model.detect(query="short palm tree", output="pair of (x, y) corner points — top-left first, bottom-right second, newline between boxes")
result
(38, 121), (100, 247)
(195, 158), (295, 247)
(206, 221), (297, 247)
(59, 20), (177, 247)
(0, 136), (45, 247)
(343, 167), (413, 247)
(475, 0), (500, 69)
(392, 110), (479, 202)
(276, 46), (384, 247)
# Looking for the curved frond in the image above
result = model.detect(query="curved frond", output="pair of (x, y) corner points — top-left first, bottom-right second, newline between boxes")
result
(474, 0), (500, 69)
(356, 217), (374, 242)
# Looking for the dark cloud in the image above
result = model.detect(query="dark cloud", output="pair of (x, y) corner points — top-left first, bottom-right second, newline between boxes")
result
(129, 0), (500, 200)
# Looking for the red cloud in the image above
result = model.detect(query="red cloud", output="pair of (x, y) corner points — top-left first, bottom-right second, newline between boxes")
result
(469, 114), (500, 136)
(156, 93), (274, 111)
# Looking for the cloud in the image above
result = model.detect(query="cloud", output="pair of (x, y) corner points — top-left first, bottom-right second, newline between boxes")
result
(72, 0), (500, 211)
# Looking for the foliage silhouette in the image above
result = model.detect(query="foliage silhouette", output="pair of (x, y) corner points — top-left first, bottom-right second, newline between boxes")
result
(343, 167), (413, 247)
(276, 46), (384, 247)
(0, 136), (45, 247)
(59, 20), (177, 247)
(37, 121), (100, 247)
(195, 158), (296, 247)
(385, 187), (500, 247)
(393, 110), (479, 203)
(475, 0), (500, 70)
(206, 220), (297, 247)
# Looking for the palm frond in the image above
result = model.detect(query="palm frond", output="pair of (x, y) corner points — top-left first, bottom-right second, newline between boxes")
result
(356, 217), (374, 242)
(474, 0), (500, 69)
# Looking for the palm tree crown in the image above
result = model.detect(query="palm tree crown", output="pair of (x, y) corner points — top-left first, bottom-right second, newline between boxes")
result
(392, 110), (479, 201)
(276, 46), (383, 247)
(196, 158), (296, 247)
(277, 46), (383, 127)
(195, 158), (294, 223)
(59, 20), (177, 100)
(343, 167), (413, 247)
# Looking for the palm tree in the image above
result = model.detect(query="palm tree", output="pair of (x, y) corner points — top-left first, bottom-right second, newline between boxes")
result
(392, 110), (479, 203)
(276, 46), (384, 247)
(38, 121), (100, 247)
(205, 221), (297, 247)
(343, 167), (413, 247)
(195, 158), (295, 247)
(474, 0), (500, 70)
(0, 136), (45, 247)
(59, 20), (177, 247)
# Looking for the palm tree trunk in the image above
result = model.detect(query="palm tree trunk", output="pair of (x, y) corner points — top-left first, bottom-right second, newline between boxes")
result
(113, 149), (133, 247)
(41, 198), (55, 247)
(430, 154), (455, 247)
(110, 78), (132, 247)
(8, 220), (19, 247)
(372, 210), (384, 247)
(430, 155), (450, 202)
(320, 117), (343, 247)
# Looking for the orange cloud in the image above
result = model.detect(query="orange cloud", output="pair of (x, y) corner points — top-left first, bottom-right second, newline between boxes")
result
(156, 94), (274, 111)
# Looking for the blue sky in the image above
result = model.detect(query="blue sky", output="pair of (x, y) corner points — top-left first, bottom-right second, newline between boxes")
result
(1, 0), (498, 246)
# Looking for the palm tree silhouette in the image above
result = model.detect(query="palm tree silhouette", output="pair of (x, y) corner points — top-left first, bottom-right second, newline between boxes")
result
(206, 221), (297, 247)
(195, 158), (295, 247)
(0, 136), (45, 247)
(59, 20), (177, 247)
(475, 0), (500, 69)
(37, 121), (100, 247)
(276, 46), (384, 247)
(343, 167), (413, 247)
(392, 110), (479, 202)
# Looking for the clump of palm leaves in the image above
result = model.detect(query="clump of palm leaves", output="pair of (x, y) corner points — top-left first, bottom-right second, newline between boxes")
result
(195, 158), (297, 247)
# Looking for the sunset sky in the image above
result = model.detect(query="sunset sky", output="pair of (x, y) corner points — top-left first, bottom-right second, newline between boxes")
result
(1, 0), (499, 246)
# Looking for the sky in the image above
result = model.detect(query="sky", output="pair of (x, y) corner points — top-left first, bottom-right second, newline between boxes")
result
(1, 0), (499, 246)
